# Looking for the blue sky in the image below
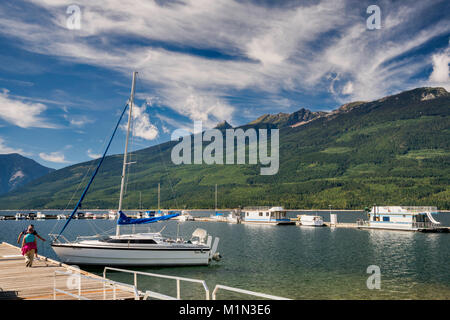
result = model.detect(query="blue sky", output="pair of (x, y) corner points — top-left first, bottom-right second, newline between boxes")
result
(0, 0), (448, 169)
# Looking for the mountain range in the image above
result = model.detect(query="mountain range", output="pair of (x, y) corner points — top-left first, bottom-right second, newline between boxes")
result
(0, 87), (448, 210)
(0, 153), (54, 195)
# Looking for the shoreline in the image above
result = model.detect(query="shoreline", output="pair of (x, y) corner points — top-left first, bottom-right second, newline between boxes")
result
(1, 208), (449, 213)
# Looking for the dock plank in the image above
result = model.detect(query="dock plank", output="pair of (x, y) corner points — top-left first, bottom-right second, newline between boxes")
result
(0, 242), (137, 300)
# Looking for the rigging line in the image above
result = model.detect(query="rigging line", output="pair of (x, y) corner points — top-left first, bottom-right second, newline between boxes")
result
(63, 128), (111, 212)
(50, 126), (113, 236)
(54, 101), (130, 241)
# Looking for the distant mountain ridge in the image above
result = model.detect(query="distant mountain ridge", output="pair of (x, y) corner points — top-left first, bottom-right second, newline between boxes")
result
(0, 86), (449, 209)
(0, 153), (54, 195)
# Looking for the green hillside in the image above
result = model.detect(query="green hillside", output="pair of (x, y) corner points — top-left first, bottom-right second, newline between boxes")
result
(1, 87), (449, 210)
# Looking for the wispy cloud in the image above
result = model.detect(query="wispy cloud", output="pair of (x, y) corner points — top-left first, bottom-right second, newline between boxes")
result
(0, 136), (31, 156)
(39, 151), (69, 163)
(0, 0), (447, 121)
(87, 149), (102, 159)
(63, 114), (95, 127)
(0, 89), (58, 128)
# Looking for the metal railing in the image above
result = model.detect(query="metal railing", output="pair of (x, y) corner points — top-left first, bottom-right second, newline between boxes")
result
(212, 285), (291, 300)
(54, 270), (140, 300)
(103, 266), (210, 300)
(412, 222), (437, 229)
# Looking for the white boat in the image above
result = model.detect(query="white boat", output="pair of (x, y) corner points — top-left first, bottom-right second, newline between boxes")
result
(36, 212), (46, 220)
(296, 214), (324, 227)
(51, 72), (221, 266)
(226, 209), (241, 224)
(357, 206), (448, 232)
(52, 228), (220, 266)
(57, 214), (67, 220)
(174, 210), (194, 222)
(15, 212), (25, 220)
(108, 210), (117, 219)
(209, 212), (227, 222)
(242, 206), (294, 225)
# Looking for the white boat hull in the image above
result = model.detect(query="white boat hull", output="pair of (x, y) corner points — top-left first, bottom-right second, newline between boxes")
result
(242, 220), (294, 225)
(298, 221), (324, 227)
(52, 244), (211, 266)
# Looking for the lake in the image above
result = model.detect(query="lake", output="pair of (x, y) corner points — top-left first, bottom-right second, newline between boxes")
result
(1, 210), (449, 299)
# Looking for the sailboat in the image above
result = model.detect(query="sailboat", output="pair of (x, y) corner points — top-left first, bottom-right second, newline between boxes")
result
(50, 72), (221, 266)
(209, 184), (226, 221)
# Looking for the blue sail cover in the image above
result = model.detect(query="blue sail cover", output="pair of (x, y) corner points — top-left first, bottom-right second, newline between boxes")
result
(117, 211), (179, 225)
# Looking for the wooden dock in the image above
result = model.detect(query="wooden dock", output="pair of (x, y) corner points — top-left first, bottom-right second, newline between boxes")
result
(0, 242), (136, 300)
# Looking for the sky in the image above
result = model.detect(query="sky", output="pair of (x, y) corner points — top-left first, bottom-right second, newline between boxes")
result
(0, 0), (448, 169)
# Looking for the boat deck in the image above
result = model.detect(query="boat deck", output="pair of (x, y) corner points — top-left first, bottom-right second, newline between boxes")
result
(0, 242), (136, 300)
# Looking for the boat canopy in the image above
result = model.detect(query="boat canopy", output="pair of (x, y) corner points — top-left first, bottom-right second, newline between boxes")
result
(117, 211), (179, 225)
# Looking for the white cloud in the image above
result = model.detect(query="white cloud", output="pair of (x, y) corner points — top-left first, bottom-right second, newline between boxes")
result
(63, 114), (95, 127)
(123, 102), (159, 141)
(87, 149), (102, 159)
(0, 0), (447, 118)
(0, 137), (31, 156)
(428, 49), (449, 90)
(39, 151), (69, 163)
(0, 89), (57, 128)
(342, 81), (354, 95)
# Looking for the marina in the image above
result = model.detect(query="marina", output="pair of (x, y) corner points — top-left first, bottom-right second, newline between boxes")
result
(1, 210), (449, 299)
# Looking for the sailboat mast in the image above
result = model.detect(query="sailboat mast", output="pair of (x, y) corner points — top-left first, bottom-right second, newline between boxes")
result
(158, 183), (160, 211)
(215, 184), (217, 211)
(117, 71), (137, 236)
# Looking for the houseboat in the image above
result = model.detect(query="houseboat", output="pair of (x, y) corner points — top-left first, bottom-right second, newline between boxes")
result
(357, 206), (448, 232)
(296, 214), (324, 227)
(242, 206), (294, 225)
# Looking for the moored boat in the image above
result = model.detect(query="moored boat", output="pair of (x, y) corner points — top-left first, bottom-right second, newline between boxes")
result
(174, 210), (194, 222)
(242, 206), (294, 225)
(15, 212), (25, 220)
(296, 214), (324, 227)
(226, 209), (241, 224)
(357, 206), (448, 232)
(36, 212), (46, 220)
(50, 72), (221, 266)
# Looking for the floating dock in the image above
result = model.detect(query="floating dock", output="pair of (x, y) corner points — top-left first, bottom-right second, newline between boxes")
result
(0, 242), (136, 300)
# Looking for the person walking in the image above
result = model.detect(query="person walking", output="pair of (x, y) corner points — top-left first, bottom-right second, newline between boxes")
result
(21, 225), (37, 267)
(17, 224), (45, 259)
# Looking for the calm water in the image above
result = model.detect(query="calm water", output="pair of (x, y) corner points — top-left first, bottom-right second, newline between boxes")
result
(1, 210), (449, 299)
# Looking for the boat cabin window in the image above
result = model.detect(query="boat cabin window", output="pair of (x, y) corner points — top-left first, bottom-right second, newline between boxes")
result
(383, 216), (390, 222)
(266, 212), (269, 216)
(103, 238), (157, 244)
(259, 212), (263, 216)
